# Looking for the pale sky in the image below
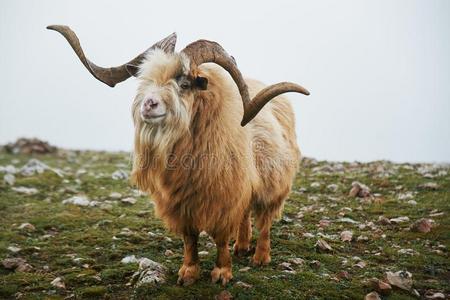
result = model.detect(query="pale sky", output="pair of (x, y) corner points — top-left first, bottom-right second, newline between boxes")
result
(1, 0), (449, 162)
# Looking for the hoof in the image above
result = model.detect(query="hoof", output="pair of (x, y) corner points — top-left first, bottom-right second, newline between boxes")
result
(177, 264), (200, 286)
(211, 266), (233, 286)
(252, 247), (271, 266)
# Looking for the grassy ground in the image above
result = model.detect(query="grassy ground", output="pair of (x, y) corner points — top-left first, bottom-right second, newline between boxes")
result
(0, 149), (448, 299)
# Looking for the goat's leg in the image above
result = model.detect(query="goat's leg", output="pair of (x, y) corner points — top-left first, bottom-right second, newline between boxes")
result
(233, 210), (252, 257)
(253, 212), (273, 265)
(177, 232), (200, 286)
(211, 236), (233, 286)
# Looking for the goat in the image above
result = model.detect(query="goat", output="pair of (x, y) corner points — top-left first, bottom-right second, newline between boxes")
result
(48, 25), (309, 286)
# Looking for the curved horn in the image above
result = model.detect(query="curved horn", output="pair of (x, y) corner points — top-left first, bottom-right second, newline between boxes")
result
(47, 25), (177, 87)
(241, 82), (310, 126)
(181, 40), (309, 126)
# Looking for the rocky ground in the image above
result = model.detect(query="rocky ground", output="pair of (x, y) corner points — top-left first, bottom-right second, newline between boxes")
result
(0, 140), (449, 299)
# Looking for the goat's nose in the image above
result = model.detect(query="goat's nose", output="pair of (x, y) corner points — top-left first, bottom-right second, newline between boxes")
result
(142, 97), (160, 114)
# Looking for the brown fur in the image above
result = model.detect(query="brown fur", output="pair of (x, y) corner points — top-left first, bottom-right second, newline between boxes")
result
(131, 50), (300, 285)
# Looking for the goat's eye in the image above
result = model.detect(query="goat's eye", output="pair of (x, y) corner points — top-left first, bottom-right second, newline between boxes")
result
(180, 80), (191, 90)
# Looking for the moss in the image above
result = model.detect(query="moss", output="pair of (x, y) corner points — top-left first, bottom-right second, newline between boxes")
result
(1, 151), (449, 299)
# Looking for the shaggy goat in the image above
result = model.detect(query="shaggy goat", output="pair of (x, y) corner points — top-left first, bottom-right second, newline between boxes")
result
(48, 25), (309, 286)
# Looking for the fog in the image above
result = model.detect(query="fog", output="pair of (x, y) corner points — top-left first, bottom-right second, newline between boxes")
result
(1, 0), (449, 162)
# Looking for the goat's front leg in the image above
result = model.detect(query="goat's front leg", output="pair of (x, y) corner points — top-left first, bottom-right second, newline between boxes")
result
(211, 235), (233, 286)
(177, 232), (200, 286)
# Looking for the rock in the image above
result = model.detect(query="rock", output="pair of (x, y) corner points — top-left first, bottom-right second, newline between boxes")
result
(7, 246), (21, 253)
(215, 290), (233, 300)
(316, 239), (332, 252)
(18, 223), (36, 231)
(4, 173), (15, 185)
(337, 271), (350, 280)
(12, 186), (39, 195)
(20, 159), (63, 177)
(278, 262), (294, 271)
(109, 192), (122, 199)
(349, 181), (371, 198)
(62, 196), (91, 206)
(130, 258), (167, 287)
(198, 251), (209, 257)
(327, 184), (339, 192)
(234, 281), (252, 289)
(337, 217), (359, 224)
(288, 257), (304, 266)
(357, 235), (369, 242)
(121, 197), (137, 205)
(112, 170), (129, 180)
(309, 260), (321, 269)
(354, 261), (367, 268)
(50, 277), (65, 289)
(2, 257), (32, 272)
(377, 216), (391, 225)
(340, 230), (353, 242)
(418, 182), (439, 190)
(121, 255), (139, 264)
(4, 138), (56, 154)
(164, 250), (174, 257)
(389, 216), (410, 224)
(319, 219), (331, 228)
(2, 257), (26, 269)
(239, 266), (251, 272)
(386, 270), (413, 290)
(310, 182), (321, 188)
(370, 278), (392, 295)
(407, 200), (417, 205)
(425, 292), (445, 299)
(365, 291), (381, 300)
(0, 165), (17, 174)
(410, 218), (433, 233)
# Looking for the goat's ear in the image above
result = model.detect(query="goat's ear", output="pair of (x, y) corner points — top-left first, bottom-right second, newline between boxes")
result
(195, 76), (208, 90)
(125, 64), (140, 77)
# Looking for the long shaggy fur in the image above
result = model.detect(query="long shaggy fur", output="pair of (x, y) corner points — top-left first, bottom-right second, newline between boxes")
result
(131, 49), (300, 278)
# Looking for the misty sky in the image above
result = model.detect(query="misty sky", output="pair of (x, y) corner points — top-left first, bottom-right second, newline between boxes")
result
(1, 0), (449, 162)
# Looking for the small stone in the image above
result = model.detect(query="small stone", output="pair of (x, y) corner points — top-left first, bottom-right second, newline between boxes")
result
(319, 219), (331, 228)
(121, 197), (137, 205)
(370, 278), (392, 295)
(407, 200), (417, 205)
(62, 196), (91, 206)
(112, 169), (129, 180)
(310, 182), (321, 188)
(288, 257), (304, 266)
(425, 292), (445, 299)
(100, 203), (113, 211)
(337, 217), (359, 224)
(337, 271), (350, 280)
(327, 184), (339, 192)
(378, 216), (391, 225)
(309, 260), (321, 269)
(12, 186), (38, 195)
(7, 246), (21, 253)
(121, 255), (139, 264)
(109, 192), (122, 199)
(418, 182), (439, 190)
(340, 230), (353, 242)
(389, 216), (410, 224)
(349, 181), (370, 198)
(386, 270), (413, 290)
(365, 291), (381, 300)
(2, 257), (26, 269)
(164, 249), (174, 257)
(354, 261), (367, 268)
(4, 173), (15, 185)
(198, 251), (209, 257)
(239, 266), (251, 272)
(410, 218), (433, 233)
(50, 277), (65, 289)
(357, 235), (369, 242)
(278, 262), (294, 271)
(16, 263), (33, 272)
(316, 239), (333, 252)
(234, 281), (252, 289)
(18, 223), (36, 231)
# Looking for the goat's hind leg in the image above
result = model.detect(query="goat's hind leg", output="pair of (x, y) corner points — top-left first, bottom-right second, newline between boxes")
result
(233, 210), (252, 257)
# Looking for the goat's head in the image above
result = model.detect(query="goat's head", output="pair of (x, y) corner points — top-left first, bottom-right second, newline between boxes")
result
(47, 25), (310, 133)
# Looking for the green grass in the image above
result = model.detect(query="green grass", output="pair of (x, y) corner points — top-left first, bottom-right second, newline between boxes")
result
(0, 151), (448, 299)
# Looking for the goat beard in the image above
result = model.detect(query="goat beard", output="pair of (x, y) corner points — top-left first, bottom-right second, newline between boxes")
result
(131, 109), (190, 191)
